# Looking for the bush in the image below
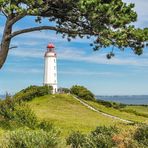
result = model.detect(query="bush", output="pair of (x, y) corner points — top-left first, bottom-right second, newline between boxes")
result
(0, 98), (38, 129)
(38, 120), (55, 132)
(13, 85), (52, 102)
(134, 124), (148, 146)
(83, 126), (118, 148)
(84, 133), (114, 148)
(70, 85), (95, 101)
(112, 134), (142, 148)
(96, 99), (126, 109)
(66, 126), (118, 148)
(66, 131), (86, 148)
(91, 126), (118, 137)
(0, 128), (60, 148)
(0, 98), (17, 120)
(12, 103), (38, 129)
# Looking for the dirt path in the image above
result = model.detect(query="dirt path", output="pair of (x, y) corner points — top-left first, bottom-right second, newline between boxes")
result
(73, 96), (133, 124)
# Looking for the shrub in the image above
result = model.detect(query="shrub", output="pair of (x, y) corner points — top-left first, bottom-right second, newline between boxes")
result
(0, 128), (60, 148)
(82, 126), (118, 148)
(134, 124), (148, 146)
(84, 133), (114, 148)
(38, 120), (55, 132)
(66, 131), (86, 148)
(96, 99), (126, 109)
(0, 98), (17, 120)
(0, 98), (38, 129)
(12, 103), (38, 129)
(13, 85), (52, 102)
(70, 85), (95, 101)
(91, 126), (118, 137)
(66, 126), (118, 148)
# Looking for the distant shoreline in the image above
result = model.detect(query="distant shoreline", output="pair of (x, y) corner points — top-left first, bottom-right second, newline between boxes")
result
(1, 94), (148, 105)
(96, 95), (148, 105)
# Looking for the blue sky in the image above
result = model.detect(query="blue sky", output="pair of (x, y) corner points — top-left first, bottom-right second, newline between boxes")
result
(0, 0), (148, 95)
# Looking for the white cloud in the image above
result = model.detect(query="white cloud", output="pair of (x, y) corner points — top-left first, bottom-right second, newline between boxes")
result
(9, 48), (43, 58)
(58, 48), (148, 67)
(9, 46), (148, 67)
(7, 67), (42, 74)
(59, 70), (122, 77)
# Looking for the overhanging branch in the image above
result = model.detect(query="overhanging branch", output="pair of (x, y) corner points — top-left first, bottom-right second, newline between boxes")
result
(9, 26), (87, 39)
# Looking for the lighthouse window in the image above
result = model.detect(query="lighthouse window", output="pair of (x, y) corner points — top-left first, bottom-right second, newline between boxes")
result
(54, 66), (56, 70)
(54, 59), (55, 63)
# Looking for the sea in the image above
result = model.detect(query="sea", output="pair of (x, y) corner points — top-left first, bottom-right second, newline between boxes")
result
(96, 95), (148, 105)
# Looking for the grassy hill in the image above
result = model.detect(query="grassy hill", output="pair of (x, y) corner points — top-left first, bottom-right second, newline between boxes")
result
(28, 94), (123, 135)
(0, 92), (148, 147)
(28, 94), (148, 136)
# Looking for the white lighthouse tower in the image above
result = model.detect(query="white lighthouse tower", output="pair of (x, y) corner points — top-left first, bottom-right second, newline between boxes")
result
(43, 43), (57, 94)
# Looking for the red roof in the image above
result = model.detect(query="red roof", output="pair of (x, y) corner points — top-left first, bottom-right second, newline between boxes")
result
(47, 43), (55, 48)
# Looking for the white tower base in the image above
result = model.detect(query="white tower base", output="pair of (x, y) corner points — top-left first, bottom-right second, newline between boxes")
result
(43, 44), (58, 94)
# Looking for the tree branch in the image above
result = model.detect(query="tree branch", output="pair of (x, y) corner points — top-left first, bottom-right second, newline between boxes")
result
(9, 13), (27, 26)
(10, 26), (84, 39)
(1, 8), (8, 18)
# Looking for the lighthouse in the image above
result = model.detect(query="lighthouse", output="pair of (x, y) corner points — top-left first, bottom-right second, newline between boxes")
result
(43, 43), (57, 94)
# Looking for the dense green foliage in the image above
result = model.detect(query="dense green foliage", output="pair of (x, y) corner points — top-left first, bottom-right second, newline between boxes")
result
(0, 88), (60, 147)
(0, 0), (148, 68)
(66, 131), (86, 148)
(38, 120), (55, 132)
(66, 126), (118, 148)
(0, 100), (37, 128)
(85, 126), (118, 148)
(91, 126), (118, 137)
(96, 99), (126, 109)
(70, 85), (95, 101)
(0, 85), (52, 127)
(12, 103), (38, 128)
(0, 128), (60, 148)
(0, 98), (16, 120)
(66, 124), (148, 148)
(134, 124), (148, 146)
(13, 85), (52, 102)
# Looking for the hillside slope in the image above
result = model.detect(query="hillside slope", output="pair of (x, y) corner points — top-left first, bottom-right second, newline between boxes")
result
(84, 100), (148, 124)
(28, 94), (148, 136)
(28, 94), (123, 135)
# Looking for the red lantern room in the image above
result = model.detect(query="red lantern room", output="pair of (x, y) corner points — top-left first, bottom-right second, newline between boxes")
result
(47, 43), (55, 49)
(45, 43), (56, 57)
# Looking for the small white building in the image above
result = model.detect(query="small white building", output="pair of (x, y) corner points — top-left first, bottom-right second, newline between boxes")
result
(43, 43), (57, 94)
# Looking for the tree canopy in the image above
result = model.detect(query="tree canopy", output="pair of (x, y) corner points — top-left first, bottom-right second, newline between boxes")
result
(0, 0), (148, 69)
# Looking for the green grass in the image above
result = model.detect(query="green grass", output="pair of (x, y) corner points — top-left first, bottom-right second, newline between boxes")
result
(28, 94), (124, 136)
(0, 93), (147, 148)
(123, 105), (148, 115)
(84, 100), (148, 123)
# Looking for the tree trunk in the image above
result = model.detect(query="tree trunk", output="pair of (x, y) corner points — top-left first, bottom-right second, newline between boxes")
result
(0, 19), (12, 69)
